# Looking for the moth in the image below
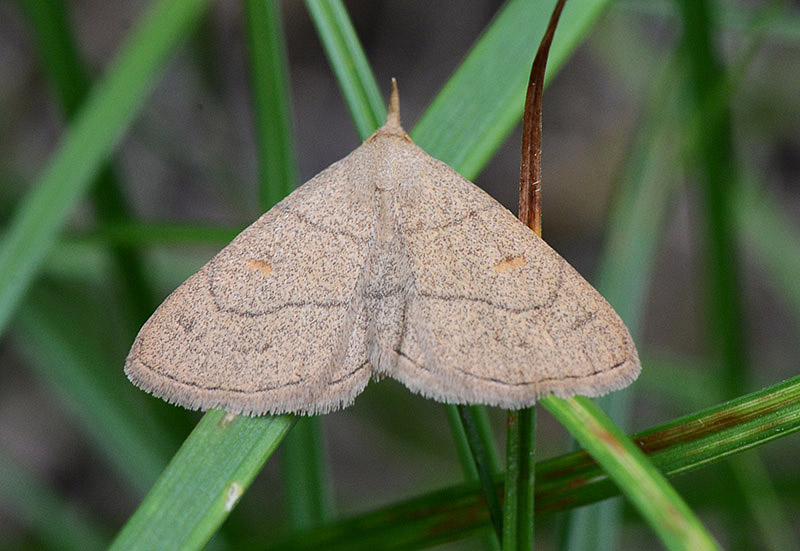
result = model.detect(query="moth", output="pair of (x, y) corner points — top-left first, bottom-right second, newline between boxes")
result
(125, 84), (640, 416)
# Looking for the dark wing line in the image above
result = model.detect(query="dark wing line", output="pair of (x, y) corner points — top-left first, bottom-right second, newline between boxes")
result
(416, 289), (561, 314)
(135, 358), (370, 394)
(275, 203), (371, 244)
(395, 348), (630, 387)
(207, 295), (350, 317)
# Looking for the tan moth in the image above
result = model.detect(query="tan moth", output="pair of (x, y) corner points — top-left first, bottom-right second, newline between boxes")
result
(125, 82), (640, 416)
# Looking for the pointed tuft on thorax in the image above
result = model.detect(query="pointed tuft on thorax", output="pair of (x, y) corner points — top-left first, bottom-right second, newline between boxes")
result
(385, 78), (401, 130)
(370, 78), (409, 140)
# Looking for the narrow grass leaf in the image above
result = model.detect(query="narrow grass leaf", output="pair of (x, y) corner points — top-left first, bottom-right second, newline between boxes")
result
(502, 408), (535, 551)
(16, 0), (88, 111)
(471, 406), (501, 470)
(676, 0), (746, 397)
(281, 417), (333, 530)
(537, 373), (800, 511)
(541, 395), (719, 550)
(244, 0), (298, 210)
(444, 408), (501, 549)
(457, 405), (503, 540)
(445, 406), (479, 480)
(110, 412), (295, 551)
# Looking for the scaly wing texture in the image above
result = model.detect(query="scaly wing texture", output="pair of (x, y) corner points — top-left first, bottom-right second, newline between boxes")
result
(379, 138), (640, 408)
(125, 152), (376, 415)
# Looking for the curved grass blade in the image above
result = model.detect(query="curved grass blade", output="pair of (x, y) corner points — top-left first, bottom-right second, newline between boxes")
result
(541, 395), (720, 550)
(0, 0), (213, 338)
(538, 372), (800, 512)
(109, 412), (295, 551)
(458, 405), (503, 540)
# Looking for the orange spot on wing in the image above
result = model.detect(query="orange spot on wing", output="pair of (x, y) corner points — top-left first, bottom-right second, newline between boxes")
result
(494, 256), (527, 273)
(246, 259), (273, 278)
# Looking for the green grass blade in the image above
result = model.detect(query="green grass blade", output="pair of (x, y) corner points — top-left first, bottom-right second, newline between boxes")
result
(244, 0), (298, 210)
(502, 408), (535, 551)
(628, 374), (800, 473)
(281, 417), (333, 530)
(0, 450), (108, 551)
(470, 405), (501, 472)
(457, 405), (503, 540)
(15, 0), (89, 112)
(0, 0), (213, 338)
(304, 0), (386, 139)
(539, 378), (800, 514)
(446, 405), (480, 480)
(541, 395), (719, 550)
(270, 374), (800, 549)
(110, 412), (295, 551)
(444, 406), (500, 551)
(676, 0), (746, 395)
